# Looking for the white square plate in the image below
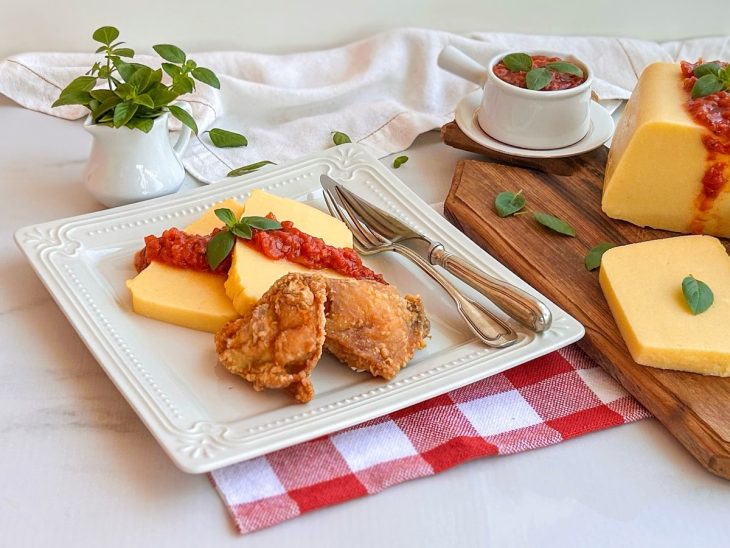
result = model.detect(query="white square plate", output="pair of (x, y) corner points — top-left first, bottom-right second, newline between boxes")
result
(15, 144), (584, 473)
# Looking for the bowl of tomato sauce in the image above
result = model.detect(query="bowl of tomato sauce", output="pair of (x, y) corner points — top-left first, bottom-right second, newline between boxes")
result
(438, 46), (593, 149)
(482, 51), (593, 149)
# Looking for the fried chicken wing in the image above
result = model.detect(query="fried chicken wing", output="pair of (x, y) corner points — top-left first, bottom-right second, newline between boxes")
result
(323, 278), (430, 380)
(214, 273), (327, 403)
(215, 273), (430, 403)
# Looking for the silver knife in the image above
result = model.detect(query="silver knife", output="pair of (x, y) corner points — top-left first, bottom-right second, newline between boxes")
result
(320, 174), (552, 332)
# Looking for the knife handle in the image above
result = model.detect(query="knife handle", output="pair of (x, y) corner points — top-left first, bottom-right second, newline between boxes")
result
(393, 245), (518, 348)
(430, 246), (552, 333)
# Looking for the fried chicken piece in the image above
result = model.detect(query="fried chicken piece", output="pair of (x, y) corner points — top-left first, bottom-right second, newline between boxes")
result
(214, 273), (327, 403)
(323, 278), (430, 380)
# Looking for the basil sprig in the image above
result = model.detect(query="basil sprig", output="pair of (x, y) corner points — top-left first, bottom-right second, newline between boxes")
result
(682, 275), (714, 315)
(51, 25), (246, 146)
(501, 52), (584, 91)
(206, 208), (282, 269)
(691, 62), (730, 98)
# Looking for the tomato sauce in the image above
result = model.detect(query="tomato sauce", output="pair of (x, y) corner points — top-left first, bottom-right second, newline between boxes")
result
(681, 60), (730, 233)
(135, 227), (230, 274)
(135, 218), (385, 284)
(249, 219), (385, 283)
(493, 55), (585, 91)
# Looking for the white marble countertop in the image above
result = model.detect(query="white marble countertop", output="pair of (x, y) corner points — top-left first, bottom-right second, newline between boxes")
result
(1, 95), (729, 547)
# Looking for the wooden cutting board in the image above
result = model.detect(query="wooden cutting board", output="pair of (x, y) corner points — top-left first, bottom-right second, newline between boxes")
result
(441, 122), (730, 479)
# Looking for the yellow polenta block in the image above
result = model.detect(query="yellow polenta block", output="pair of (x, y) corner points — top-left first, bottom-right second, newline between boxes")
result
(225, 189), (353, 315)
(599, 235), (730, 376)
(602, 62), (730, 237)
(126, 199), (244, 332)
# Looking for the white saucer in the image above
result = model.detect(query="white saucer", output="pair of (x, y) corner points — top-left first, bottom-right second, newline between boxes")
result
(454, 90), (615, 159)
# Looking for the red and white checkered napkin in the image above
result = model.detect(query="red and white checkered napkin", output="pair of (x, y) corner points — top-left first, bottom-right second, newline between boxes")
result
(210, 345), (650, 534)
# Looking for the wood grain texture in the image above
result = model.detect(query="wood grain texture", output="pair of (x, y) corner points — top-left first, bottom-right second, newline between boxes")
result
(443, 127), (730, 479)
(441, 121), (578, 175)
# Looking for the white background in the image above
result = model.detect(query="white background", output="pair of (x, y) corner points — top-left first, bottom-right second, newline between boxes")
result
(2, 0), (730, 59)
(2, 1), (730, 547)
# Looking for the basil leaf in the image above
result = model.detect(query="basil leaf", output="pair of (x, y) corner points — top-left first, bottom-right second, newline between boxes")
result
(133, 94), (155, 109)
(113, 101), (139, 128)
(134, 109), (160, 119)
(148, 87), (178, 107)
(114, 48), (135, 58)
(393, 155), (409, 168)
(227, 161), (276, 177)
(533, 212), (576, 236)
(161, 63), (182, 78)
(682, 275), (714, 315)
(113, 83), (134, 100)
(52, 90), (92, 107)
(332, 131), (352, 145)
(91, 96), (121, 119)
(128, 66), (152, 91)
(545, 61), (583, 77)
(153, 44), (186, 64)
(171, 75), (195, 95)
(206, 128), (248, 148)
(494, 191), (525, 217)
(92, 26), (119, 46)
(584, 242), (616, 271)
(168, 104), (198, 134)
(502, 53), (532, 72)
(693, 62), (722, 78)
(127, 117), (154, 133)
(230, 223), (253, 239)
(691, 74), (724, 98)
(146, 69), (163, 90)
(526, 68), (553, 91)
(89, 89), (116, 101)
(115, 60), (136, 82)
(191, 67), (221, 89)
(62, 75), (97, 93)
(243, 216), (282, 231)
(214, 208), (238, 228)
(720, 66), (730, 87)
(206, 229), (235, 270)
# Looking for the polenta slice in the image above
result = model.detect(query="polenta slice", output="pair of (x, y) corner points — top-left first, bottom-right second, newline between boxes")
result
(225, 189), (353, 316)
(126, 199), (244, 332)
(600, 235), (730, 376)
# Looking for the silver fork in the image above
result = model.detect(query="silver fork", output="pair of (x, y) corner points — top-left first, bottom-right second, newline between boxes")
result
(323, 185), (518, 348)
(324, 176), (552, 333)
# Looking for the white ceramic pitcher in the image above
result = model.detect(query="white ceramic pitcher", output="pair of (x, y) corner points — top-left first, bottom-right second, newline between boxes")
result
(82, 103), (192, 208)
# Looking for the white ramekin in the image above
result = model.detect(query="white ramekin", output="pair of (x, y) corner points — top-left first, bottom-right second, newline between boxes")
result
(478, 51), (593, 150)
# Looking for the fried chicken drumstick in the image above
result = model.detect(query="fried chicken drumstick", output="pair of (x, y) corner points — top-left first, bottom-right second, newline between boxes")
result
(215, 273), (430, 402)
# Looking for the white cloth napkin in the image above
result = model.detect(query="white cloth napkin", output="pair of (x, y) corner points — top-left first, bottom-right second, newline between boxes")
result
(1, 28), (727, 183)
